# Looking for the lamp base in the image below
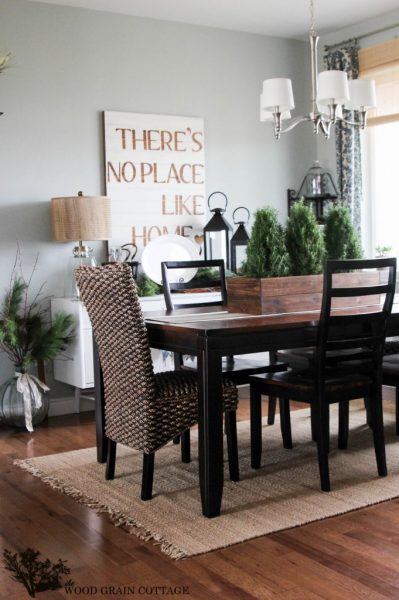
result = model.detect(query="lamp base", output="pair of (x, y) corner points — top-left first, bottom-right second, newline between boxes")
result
(65, 250), (97, 298)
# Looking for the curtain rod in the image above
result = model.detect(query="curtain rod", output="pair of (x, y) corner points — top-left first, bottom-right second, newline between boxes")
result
(324, 21), (399, 51)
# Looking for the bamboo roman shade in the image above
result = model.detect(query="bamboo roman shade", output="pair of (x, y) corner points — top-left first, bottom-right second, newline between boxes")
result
(359, 38), (399, 126)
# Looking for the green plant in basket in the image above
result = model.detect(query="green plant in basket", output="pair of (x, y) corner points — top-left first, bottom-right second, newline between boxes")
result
(0, 261), (74, 431)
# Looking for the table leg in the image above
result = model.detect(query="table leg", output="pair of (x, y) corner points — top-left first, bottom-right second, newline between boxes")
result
(93, 336), (108, 463)
(197, 338), (223, 518)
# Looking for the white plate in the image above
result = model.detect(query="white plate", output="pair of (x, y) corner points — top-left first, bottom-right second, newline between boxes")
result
(141, 234), (200, 284)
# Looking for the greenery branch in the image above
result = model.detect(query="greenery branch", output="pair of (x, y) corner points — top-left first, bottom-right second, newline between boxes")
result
(0, 250), (74, 374)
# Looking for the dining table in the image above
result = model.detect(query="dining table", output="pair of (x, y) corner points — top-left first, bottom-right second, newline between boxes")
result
(93, 303), (399, 518)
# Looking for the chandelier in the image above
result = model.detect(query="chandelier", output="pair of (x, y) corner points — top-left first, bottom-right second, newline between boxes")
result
(260, 0), (376, 140)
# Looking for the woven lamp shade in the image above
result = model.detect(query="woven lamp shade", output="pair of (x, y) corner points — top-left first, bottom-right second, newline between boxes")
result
(51, 194), (112, 242)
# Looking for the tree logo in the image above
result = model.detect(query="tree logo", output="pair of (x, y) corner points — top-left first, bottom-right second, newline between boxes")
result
(3, 547), (73, 597)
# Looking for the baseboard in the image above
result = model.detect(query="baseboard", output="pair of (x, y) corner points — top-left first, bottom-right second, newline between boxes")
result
(49, 395), (95, 417)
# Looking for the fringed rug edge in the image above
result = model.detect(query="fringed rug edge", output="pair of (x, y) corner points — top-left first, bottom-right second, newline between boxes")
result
(14, 458), (189, 560)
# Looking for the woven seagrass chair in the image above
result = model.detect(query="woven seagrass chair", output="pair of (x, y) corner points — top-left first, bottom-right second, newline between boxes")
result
(75, 263), (239, 501)
(249, 258), (396, 492)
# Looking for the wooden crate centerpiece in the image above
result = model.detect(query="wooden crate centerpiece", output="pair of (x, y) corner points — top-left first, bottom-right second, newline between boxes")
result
(227, 272), (380, 315)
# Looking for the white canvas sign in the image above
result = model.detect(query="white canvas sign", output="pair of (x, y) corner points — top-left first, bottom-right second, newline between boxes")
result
(104, 111), (206, 258)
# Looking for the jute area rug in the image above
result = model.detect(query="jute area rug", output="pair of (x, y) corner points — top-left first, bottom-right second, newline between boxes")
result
(15, 404), (399, 559)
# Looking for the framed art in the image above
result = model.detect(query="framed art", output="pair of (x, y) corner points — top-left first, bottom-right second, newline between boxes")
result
(104, 111), (206, 259)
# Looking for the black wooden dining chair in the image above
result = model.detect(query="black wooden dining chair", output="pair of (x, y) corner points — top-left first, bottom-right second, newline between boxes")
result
(75, 262), (240, 499)
(161, 259), (287, 385)
(382, 346), (399, 435)
(249, 257), (396, 492)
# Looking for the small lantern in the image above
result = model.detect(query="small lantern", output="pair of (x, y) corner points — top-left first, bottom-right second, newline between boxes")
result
(230, 207), (250, 273)
(288, 160), (339, 223)
(204, 191), (233, 269)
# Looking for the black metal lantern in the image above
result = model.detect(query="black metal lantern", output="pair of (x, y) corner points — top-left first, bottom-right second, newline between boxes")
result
(204, 191), (233, 269)
(230, 207), (250, 273)
(288, 160), (340, 223)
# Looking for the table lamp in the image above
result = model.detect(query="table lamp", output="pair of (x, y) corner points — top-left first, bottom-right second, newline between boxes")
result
(51, 191), (112, 297)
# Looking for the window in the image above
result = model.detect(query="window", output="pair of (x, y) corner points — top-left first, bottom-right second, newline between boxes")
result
(368, 121), (399, 256)
(360, 39), (399, 257)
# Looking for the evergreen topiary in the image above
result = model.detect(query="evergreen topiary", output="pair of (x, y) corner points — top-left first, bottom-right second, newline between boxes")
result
(285, 199), (325, 275)
(324, 204), (363, 260)
(241, 207), (289, 278)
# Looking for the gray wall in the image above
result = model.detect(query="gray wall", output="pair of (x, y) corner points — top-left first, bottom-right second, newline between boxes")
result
(0, 0), (314, 399)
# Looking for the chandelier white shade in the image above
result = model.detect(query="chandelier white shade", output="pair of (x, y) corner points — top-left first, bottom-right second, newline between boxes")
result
(347, 79), (377, 110)
(261, 78), (295, 112)
(260, 0), (376, 140)
(316, 70), (350, 105)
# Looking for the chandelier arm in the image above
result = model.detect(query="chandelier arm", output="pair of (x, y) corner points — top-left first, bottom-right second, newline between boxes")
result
(337, 112), (367, 129)
(279, 114), (313, 135)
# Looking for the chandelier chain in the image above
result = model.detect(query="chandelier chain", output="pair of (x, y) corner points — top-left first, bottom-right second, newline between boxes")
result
(309, 0), (315, 35)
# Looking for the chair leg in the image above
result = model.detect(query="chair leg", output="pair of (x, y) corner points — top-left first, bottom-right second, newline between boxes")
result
(173, 436), (180, 445)
(315, 403), (331, 492)
(226, 355), (235, 369)
(310, 405), (317, 441)
(364, 397), (372, 428)
(338, 400), (349, 450)
(396, 386), (399, 436)
(105, 440), (116, 480)
(279, 398), (292, 449)
(225, 411), (239, 482)
(370, 391), (387, 477)
(268, 397), (277, 425)
(181, 429), (191, 463)
(250, 385), (262, 469)
(141, 453), (155, 501)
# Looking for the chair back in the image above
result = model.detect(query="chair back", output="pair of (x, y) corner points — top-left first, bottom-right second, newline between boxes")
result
(75, 263), (156, 445)
(161, 259), (228, 311)
(316, 257), (397, 383)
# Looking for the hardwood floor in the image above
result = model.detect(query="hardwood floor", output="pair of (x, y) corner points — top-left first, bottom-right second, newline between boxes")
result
(1, 388), (399, 599)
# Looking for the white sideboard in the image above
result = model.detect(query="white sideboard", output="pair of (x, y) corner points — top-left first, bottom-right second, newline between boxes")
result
(50, 292), (222, 411)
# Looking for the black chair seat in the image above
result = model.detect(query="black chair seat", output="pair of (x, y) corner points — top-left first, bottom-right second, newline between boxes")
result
(277, 347), (373, 368)
(250, 369), (373, 403)
(383, 353), (399, 379)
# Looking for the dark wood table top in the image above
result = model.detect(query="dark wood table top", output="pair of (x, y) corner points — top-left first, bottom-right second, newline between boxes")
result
(144, 303), (399, 335)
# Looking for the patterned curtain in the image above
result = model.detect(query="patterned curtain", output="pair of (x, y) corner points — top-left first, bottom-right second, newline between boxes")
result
(324, 41), (362, 236)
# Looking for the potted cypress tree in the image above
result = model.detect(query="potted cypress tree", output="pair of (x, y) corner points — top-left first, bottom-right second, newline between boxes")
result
(241, 207), (289, 278)
(324, 204), (363, 259)
(285, 200), (325, 275)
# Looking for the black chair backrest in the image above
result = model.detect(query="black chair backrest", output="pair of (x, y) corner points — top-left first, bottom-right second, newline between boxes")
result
(316, 257), (397, 381)
(161, 259), (228, 311)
